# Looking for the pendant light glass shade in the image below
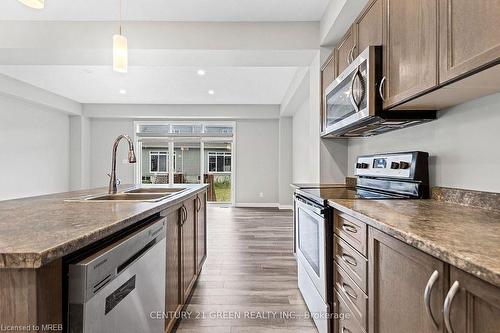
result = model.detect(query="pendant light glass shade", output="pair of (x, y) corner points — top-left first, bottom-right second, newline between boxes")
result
(18, 0), (44, 9)
(113, 34), (128, 73)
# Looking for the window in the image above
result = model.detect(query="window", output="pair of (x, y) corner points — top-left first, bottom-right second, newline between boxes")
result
(207, 152), (231, 173)
(149, 151), (175, 173)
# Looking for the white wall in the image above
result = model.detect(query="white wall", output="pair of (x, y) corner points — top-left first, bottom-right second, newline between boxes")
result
(0, 94), (70, 200)
(347, 93), (500, 192)
(90, 118), (135, 188)
(235, 119), (279, 205)
(278, 117), (293, 207)
(292, 98), (314, 182)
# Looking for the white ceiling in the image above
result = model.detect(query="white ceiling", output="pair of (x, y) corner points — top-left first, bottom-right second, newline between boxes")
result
(0, 0), (330, 22)
(0, 1), (325, 106)
(0, 66), (298, 104)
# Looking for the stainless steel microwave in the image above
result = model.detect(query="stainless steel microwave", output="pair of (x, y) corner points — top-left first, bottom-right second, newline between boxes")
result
(321, 46), (436, 138)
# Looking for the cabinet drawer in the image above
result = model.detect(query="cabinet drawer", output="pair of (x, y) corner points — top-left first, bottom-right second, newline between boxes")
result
(334, 212), (367, 256)
(334, 262), (368, 331)
(334, 289), (366, 333)
(334, 235), (368, 294)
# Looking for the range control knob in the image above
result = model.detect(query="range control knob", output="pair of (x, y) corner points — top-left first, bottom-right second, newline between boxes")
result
(390, 162), (400, 169)
(399, 161), (411, 169)
(356, 162), (369, 169)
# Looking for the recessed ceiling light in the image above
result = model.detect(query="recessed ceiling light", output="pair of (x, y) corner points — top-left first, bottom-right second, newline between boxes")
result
(197, 69), (206, 76)
(208, 90), (215, 95)
(119, 89), (127, 94)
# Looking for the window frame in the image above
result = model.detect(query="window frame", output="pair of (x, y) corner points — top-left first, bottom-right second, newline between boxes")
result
(207, 151), (232, 174)
(149, 151), (175, 174)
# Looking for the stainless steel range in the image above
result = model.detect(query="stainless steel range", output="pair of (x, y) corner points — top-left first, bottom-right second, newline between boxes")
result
(294, 151), (429, 333)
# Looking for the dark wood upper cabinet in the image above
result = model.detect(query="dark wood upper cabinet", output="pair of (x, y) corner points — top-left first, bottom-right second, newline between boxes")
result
(196, 192), (207, 274)
(181, 197), (198, 303)
(353, 0), (383, 58)
(164, 203), (183, 333)
(439, 0), (500, 84)
(335, 28), (355, 76)
(447, 266), (500, 333)
(320, 52), (336, 133)
(368, 227), (445, 333)
(381, 0), (438, 109)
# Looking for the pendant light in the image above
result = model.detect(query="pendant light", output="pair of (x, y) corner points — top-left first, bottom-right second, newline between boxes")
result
(113, 0), (128, 73)
(18, 0), (44, 9)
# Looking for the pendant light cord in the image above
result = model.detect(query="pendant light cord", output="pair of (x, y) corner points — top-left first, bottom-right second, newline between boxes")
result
(119, 0), (122, 35)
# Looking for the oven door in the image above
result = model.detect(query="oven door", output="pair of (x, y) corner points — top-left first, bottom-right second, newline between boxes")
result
(295, 196), (326, 300)
(322, 46), (380, 136)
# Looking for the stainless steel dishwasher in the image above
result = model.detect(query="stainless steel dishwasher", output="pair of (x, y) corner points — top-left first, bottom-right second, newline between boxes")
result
(68, 217), (166, 333)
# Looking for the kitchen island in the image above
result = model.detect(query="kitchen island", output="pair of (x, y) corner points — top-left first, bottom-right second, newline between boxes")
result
(0, 184), (208, 332)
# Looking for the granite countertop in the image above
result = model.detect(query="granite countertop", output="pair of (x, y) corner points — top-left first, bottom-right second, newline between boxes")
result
(328, 198), (500, 287)
(0, 184), (208, 269)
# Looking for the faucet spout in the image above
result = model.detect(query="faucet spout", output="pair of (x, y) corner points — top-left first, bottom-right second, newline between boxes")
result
(109, 134), (136, 194)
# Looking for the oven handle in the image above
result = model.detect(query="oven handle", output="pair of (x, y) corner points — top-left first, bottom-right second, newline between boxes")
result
(294, 195), (325, 216)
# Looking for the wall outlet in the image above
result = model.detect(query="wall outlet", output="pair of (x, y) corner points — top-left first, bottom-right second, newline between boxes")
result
(259, 192), (264, 198)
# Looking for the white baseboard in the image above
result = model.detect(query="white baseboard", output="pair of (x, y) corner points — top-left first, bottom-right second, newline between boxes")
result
(278, 204), (293, 210)
(235, 202), (279, 208)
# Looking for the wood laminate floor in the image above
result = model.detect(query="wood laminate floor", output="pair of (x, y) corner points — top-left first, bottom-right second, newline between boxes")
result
(176, 206), (318, 333)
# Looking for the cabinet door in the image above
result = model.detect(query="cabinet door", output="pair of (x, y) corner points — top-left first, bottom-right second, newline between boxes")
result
(321, 52), (336, 132)
(439, 0), (500, 83)
(368, 228), (445, 333)
(196, 192), (207, 274)
(336, 28), (355, 76)
(164, 205), (182, 333)
(447, 266), (500, 333)
(354, 0), (383, 57)
(382, 0), (438, 108)
(181, 198), (197, 302)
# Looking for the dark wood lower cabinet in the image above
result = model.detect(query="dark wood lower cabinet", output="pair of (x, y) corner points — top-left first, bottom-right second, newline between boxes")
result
(196, 192), (207, 274)
(448, 266), (500, 333)
(368, 228), (445, 333)
(181, 197), (198, 303)
(163, 190), (207, 333)
(164, 203), (183, 333)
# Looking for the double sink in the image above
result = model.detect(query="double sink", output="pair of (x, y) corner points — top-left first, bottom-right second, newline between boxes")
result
(70, 187), (187, 202)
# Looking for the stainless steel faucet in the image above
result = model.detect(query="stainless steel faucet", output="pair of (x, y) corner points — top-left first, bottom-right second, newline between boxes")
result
(108, 134), (137, 194)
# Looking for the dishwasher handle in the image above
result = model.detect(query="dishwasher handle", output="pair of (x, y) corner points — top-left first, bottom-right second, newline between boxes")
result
(117, 238), (157, 275)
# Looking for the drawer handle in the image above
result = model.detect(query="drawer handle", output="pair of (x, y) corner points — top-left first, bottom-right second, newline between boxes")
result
(342, 327), (352, 333)
(341, 253), (357, 267)
(342, 223), (358, 234)
(341, 282), (358, 300)
(444, 281), (460, 333)
(424, 270), (439, 329)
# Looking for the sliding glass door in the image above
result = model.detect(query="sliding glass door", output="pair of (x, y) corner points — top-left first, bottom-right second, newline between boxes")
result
(135, 121), (235, 204)
(204, 141), (232, 203)
(173, 140), (201, 184)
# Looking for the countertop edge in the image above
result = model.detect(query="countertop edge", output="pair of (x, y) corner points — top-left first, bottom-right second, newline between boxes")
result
(327, 199), (500, 288)
(0, 185), (208, 269)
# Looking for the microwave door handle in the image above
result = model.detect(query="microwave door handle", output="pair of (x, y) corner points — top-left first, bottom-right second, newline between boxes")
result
(349, 66), (360, 112)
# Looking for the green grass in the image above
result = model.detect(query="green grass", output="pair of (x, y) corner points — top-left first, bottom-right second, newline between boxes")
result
(214, 180), (231, 202)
